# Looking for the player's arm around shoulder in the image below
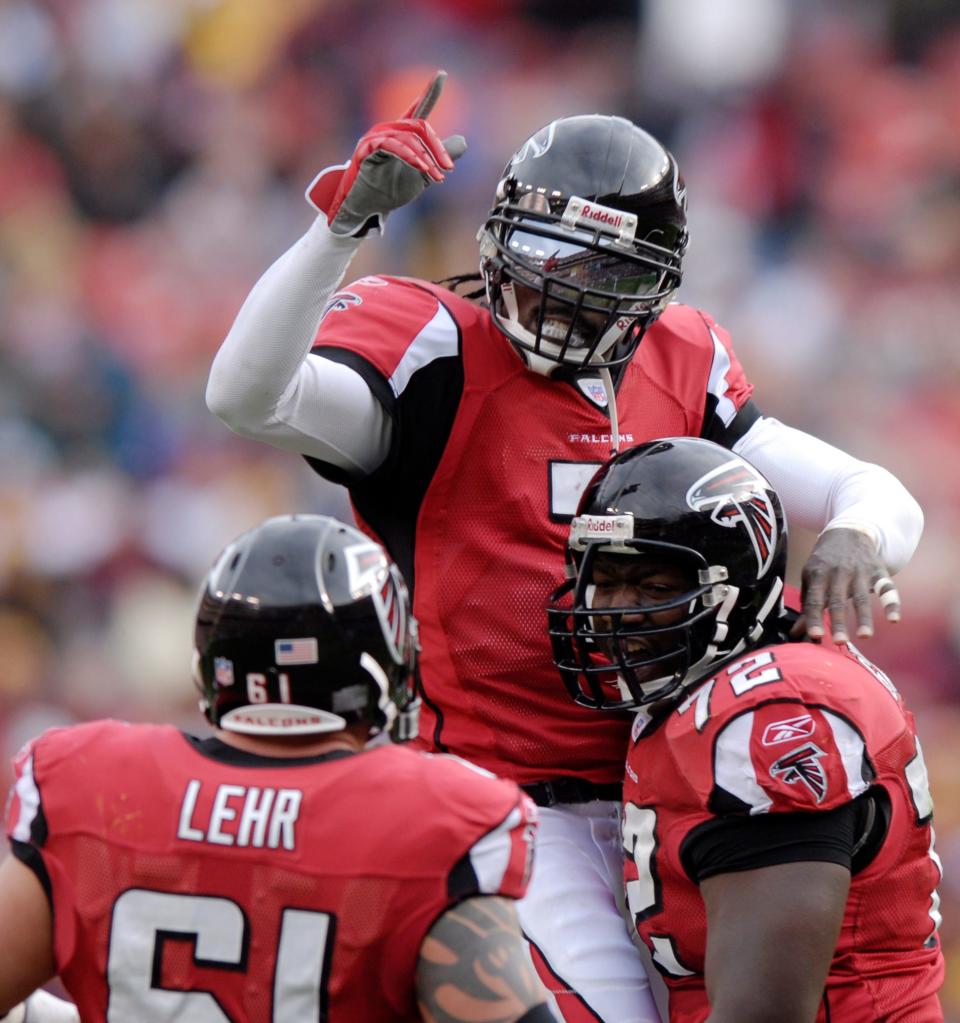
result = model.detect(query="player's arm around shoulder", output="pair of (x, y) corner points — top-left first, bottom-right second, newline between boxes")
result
(416, 896), (553, 1023)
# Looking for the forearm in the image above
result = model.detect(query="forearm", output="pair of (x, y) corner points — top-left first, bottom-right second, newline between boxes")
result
(416, 897), (550, 1023)
(206, 216), (391, 473)
(734, 417), (923, 572)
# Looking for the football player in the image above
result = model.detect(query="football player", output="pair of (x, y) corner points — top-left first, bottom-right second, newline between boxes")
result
(0, 515), (550, 1023)
(206, 70), (923, 1020)
(550, 438), (944, 1022)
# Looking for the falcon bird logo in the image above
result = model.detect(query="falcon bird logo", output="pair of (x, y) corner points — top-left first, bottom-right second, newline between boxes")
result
(685, 459), (780, 577)
(769, 742), (828, 803)
(344, 543), (410, 666)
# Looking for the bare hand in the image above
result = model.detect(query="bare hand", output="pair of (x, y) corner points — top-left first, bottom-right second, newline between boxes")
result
(790, 527), (901, 643)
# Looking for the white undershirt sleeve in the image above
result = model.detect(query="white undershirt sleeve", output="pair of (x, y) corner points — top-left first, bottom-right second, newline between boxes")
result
(733, 417), (923, 574)
(206, 216), (392, 476)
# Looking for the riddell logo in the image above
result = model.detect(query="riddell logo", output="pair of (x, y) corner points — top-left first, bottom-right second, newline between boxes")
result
(561, 196), (638, 241)
(580, 203), (623, 228)
(579, 514), (621, 534)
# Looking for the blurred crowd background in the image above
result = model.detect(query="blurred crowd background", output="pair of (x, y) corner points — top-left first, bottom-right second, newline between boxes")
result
(0, 0), (957, 1010)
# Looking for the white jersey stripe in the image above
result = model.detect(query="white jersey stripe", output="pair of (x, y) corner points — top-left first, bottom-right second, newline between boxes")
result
(468, 805), (522, 894)
(389, 303), (459, 398)
(650, 935), (695, 977)
(706, 327), (737, 427)
(822, 710), (869, 799)
(12, 753), (40, 842)
(714, 712), (772, 814)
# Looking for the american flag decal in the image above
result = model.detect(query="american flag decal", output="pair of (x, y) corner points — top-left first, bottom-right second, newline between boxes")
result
(275, 638), (319, 665)
(685, 459), (779, 577)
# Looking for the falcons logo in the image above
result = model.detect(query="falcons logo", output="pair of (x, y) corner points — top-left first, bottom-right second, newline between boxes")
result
(344, 543), (410, 666)
(318, 290), (362, 325)
(685, 459), (780, 577)
(769, 742), (828, 803)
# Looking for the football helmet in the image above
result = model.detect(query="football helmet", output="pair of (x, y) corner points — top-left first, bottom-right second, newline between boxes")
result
(478, 115), (687, 376)
(548, 438), (787, 709)
(194, 515), (419, 738)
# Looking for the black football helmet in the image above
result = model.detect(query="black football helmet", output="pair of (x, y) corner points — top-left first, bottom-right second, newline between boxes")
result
(478, 115), (687, 376)
(194, 515), (419, 739)
(548, 438), (787, 710)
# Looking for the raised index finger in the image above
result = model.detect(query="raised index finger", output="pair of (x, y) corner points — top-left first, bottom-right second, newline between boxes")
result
(403, 69), (448, 120)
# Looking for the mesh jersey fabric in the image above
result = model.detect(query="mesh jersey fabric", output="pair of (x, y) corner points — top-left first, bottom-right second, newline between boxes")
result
(6, 721), (536, 1022)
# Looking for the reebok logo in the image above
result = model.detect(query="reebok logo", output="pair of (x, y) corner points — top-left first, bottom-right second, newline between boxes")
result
(761, 714), (815, 746)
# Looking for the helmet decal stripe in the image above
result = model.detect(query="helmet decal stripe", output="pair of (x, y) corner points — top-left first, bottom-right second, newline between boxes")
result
(511, 120), (557, 163)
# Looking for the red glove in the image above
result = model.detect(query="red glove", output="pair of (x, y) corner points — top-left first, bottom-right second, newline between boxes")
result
(307, 70), (467, 237)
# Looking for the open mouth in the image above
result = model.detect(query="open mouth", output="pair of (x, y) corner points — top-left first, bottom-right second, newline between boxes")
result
(540, 318), (593, 348)
(598, 636), (655, 659)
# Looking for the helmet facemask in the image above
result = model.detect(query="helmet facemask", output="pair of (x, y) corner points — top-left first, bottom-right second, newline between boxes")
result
(548, 443), (788, 713)
(549, 536), (728, 710)
(480, 197), (683, 376)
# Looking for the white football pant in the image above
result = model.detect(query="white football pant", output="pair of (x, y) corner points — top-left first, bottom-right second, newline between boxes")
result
(517, 800), (666, 1023)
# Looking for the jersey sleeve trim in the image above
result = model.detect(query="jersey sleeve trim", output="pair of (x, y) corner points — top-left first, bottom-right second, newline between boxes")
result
(465, 800), (534, 897)
(304, 348), (398, 485)
(311, 346), (397, 419)
(705, 325), (740, 427)
(9, 750), (48, 846)
(387, 302), (460, 398)
(680, 794), (864, 881)
(703, 397), (761, 447)
(710, 703), (872, 815)
(712, 712), (772, 813)
(445, 790), (536, 902)
(10, 837), (53, 906)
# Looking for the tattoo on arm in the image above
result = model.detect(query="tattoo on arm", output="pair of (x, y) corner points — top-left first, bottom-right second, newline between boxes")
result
(416, 896), (548, 1023)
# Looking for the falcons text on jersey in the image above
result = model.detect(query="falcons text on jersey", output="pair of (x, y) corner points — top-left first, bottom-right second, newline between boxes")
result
(308, 275), (757, 784)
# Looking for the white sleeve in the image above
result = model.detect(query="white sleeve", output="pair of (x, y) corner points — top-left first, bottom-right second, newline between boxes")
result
(733, 417), (924, 573)
(205, 216), (391, 476)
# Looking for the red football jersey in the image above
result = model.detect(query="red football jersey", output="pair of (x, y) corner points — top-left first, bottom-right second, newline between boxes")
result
(6, 721), (537, 1022)
(310, 277), (754, 784)
(623, 641), (944, 1022)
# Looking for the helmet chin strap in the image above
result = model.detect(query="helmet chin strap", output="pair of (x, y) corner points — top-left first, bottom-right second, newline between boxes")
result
(598, 367), (620, 456)
(492, 279), (625, 454)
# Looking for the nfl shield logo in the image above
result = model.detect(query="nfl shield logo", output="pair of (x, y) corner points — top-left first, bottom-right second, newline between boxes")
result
(213, 657), (235, 687)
